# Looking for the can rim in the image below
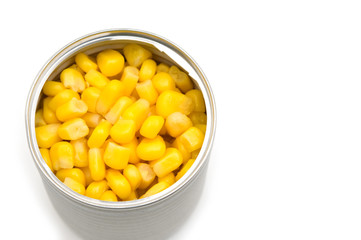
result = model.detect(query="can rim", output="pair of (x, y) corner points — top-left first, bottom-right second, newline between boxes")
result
(25, 28), (216, 209)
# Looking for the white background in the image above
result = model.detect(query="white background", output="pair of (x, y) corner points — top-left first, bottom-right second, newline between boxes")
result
(1, 0), (361, 239)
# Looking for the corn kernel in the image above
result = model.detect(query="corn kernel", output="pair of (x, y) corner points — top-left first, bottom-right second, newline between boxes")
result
(64, 177), (85, 195)
(60, 68), (86, 93)
(48, 89), (80, 112)
(169, 66), (193, 93)
(189, 112), (207, 125)
(179, 127), (205, 152)
(69, 64), (85, 76)
(140, 182), (170, 199)
(123, 164), (142, 190)
(55, 98), (88, 122)
(87, 120), (112, 148)
(81, 87), (101, 113)
(85, 180), (109, 199)
(88, 148), (106, 181)
(39, 148), (54, 172)
(75, 53), (98, 73)
(104, 96), (133, 124)
(35, 109), (47, 127)
(158, 172), (175, 185)
(103, 142), (130, 170)
(148, 105), (157, 116)
(140, 115), (164, 139)
(136, 80), (158, 105)
(97, 49), (124, 77)
(185, 89), (205, 113)
(122, 99), (150, 130)
(175, 159), (196, 181)
(100, 190), (118, 202)
(43, 97), (60, 124)
(56, 168), (86, 186)
(137, 163), (156, 189)
(136, 135), (166, 161)
(172, 137), (191, 163)
(139, 59), (157, 82)
(165, 112), (192, 137)
(123, 138), (140, 164)
(195, 124), (206, 135)
(106, 169), (131, 200)
(156, 90), (194, 118)
(82, 112), (103, 128)
(120, 66), (139, 96)
(58, 118), (89, 140)
(156, 63), (169, 73)
(96, 80), (124, 115)
(125, 191), (138, 201)
(123, 43), (152, 68)
(80, 167), (93, 186)
(152, 72), (175, 93)
(191, 149), (201, 159)
(84, 69), (110, 90)
(110, 119), (136, 144)
(70, 138), (88, 167)
(43, 81), (65, 96)
(50, 141), (74, 171)
(152, 148), (183, 178)
(35, 123), (61, 148)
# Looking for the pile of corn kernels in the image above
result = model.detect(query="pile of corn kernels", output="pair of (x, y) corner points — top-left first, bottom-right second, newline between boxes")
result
(35, 44), (206, 201)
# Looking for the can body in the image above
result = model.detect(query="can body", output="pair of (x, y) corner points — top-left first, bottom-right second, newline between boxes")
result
(25, 29), (216, 240)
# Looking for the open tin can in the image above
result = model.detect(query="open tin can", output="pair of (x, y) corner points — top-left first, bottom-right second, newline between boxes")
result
(25, 29), (216, 240)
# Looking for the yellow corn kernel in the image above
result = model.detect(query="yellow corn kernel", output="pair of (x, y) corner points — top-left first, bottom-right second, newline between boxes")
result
(82, 112), (103, 128)
(156, 90), (194, 118)
(106, 169), (131, 200)
(55, 98), (88, 122)
(85, 180), (109, 199)
(39, 148), (54, 172)
(69, 64), (85, 76)
(96, 80), (124, 115)
(122, 99), (150, 130)
(103, 142), (130, 170)
(120, 66), (139, 96)
(125, 191), (138, 201)
(136, 135), (166, 161)
(158, 172), (175, 185)
(159, 124), (167, 135)
(123, 43), (152, 68)
(80, 167), (93, 186)
(35, 123), (61, 148)
(123, 164), (142, 190)
(87, 120), (112, 148)
(70, 138), (89, 167)
(43, 97), (60, 124)
(75, 53), (98, 73)
(123, 138), (140, 164)
(136, 80), (158, 105)
(43, 81), (65, 96)
(179, 127), (205, 152)
(137, 163), (156, 189)
(50, 141), (74, 171)
(139, 59), (157, 82)
(56, 168), (86, 186)
(97, 49), (124, 77)
(84, 69), (110, 90)
(81, 87), (101, 113)
(130, 89), (139, 101)
(185, 89), (206, 113)
(140, 182), (170, 199)
(140, 116), (164, 139)
(35, 109), (47, 127)
(152, 72), (175, 93)
(60, 68), (86, 93)
(191, 149), (201, 159)
(58, 118), (89, 141)
(165, 112), (192, 138)
(189, 112), (207, 125)
(175, 159), (196, 181)
(88, 148), (106, 181)
(195, 124), (206, 135)
(148, 105), (157, 116)
(100, 190), (118, 202)
(169, 66), (194, 93)
(110, 119), (136, 144)
(104, 96), (133, 124)
(156, 63), (170, 73)
(152, 148), (183, 178)
(172, 137), (190, 163)
(64, 177), (85, 195)
(48, 89), (80, 112)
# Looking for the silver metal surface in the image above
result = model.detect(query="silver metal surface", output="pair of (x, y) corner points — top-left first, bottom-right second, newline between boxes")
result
(25, 29), (216, 239)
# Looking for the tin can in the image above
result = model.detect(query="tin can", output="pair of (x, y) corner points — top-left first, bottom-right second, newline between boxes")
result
(25, 29), (216, 240)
